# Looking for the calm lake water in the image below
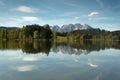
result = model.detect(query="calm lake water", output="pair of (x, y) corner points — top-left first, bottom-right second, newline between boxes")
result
(0, 40), (120, 80)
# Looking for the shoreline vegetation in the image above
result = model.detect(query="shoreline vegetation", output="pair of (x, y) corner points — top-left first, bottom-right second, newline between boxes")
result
(0, 24), (120, 55)
(0, 40), (120, 55)
(0, 24), (120, 41)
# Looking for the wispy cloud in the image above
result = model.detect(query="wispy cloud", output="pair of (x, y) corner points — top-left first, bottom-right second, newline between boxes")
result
(88, 12), (99, 17)
(10, 16), (39, 22)
(88, 17), (114, 21)
(4, 16), (40, 27)
(74, 15), (87, 20)
(22, 16), (39, 22)
(13, 65), (36, 72)
(74, 16), (81, 20)
(92, 23), (120, 31)
(87, 62), (98, 68)
(96, 0), (104, 7)
(12, 6), (38, 13)
(22, 56), (39, 61)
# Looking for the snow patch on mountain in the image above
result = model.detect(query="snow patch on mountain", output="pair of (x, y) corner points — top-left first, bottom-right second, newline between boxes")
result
(51, 23), (93, 33)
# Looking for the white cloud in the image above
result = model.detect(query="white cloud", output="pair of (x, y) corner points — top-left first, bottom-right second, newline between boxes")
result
(22, 16), (39, 22)
(12, 6), (38, 13)
(87, 62), (98, 68)
(10, 16), (39, 22)
(14, 65), (36, 72)
(3, 16), (39, 27)
(22, 56), (39, 61)
(88, 12), (99, 17)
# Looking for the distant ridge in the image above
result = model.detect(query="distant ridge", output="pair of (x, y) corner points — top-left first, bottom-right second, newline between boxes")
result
(51, 23), (93, 33)
(0, 23), (96, 32)
(0, 26), (20, 30)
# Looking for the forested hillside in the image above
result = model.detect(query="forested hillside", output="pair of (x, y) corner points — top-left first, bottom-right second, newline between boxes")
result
(0, 24), (120, 41)
(0, 24), (52, 40)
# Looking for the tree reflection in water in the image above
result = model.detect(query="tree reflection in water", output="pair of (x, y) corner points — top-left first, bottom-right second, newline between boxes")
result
(0, 40), (120, 56)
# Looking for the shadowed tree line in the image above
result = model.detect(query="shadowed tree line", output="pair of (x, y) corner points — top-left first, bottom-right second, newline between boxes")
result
(0, 40), (51, 55)
(55, 40), (120, 52)
(0, 40), (120, 55)
(55, 29), (120, 41)
(0, 24), (52, 40)
(0, 24), (120, 55)
(0, 24), (120, 41)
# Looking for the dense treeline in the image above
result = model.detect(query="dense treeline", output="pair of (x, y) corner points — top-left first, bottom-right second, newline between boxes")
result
(56, 29), (120, 41)
(0, 40), (51, 55)
(0, 24), (52, 40)
(0, 24), (120, 41)
(0, 40), (120, 55)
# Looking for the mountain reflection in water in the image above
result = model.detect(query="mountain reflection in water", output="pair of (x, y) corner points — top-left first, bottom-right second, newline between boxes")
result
(0, 40), (120, 56)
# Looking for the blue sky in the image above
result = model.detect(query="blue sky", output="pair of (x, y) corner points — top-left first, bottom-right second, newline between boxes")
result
(0, 0), (120, 31)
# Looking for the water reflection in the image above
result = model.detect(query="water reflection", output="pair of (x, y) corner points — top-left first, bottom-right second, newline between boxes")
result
(0, 40), (120, 80)
(0, 40), (120, 55)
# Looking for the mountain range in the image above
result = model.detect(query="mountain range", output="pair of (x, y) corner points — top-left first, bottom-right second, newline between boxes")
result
(51, 23), (93, 33)
(0, 23), (95, 33)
